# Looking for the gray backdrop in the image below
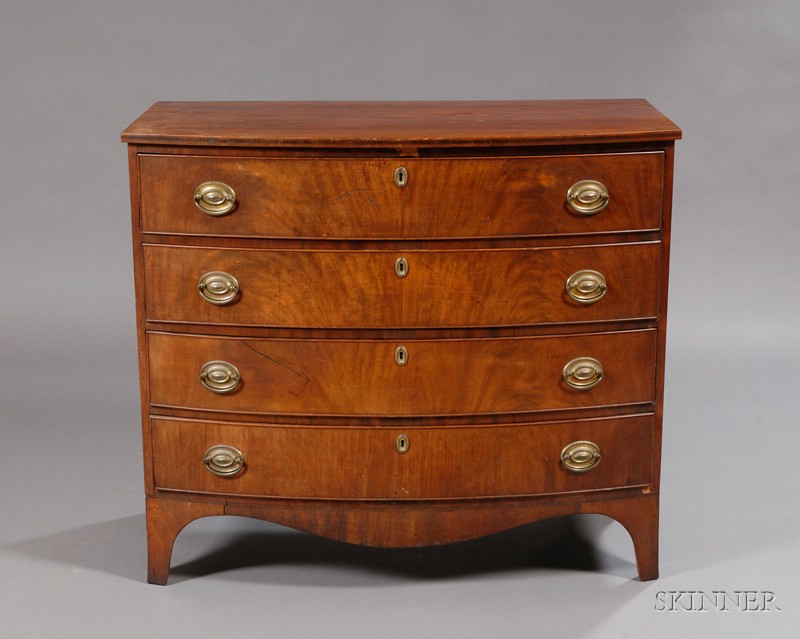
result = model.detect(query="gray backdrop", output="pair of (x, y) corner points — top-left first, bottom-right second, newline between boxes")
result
(1, 1), (797, 637)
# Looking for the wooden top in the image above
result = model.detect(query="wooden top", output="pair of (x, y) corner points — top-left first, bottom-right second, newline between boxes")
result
(121, 100), (681, 148)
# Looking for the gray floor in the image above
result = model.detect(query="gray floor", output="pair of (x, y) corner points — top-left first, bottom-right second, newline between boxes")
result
(1, 333), (796, 638)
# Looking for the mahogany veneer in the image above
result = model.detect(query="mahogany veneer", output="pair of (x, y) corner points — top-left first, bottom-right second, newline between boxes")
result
(122, 100), (680, 584)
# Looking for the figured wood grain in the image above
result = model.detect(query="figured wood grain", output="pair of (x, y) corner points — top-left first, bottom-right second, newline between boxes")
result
(139, 155), (399, 238)
(143, 491), (658, 582)
(147, 330), (657, 417)
(124, 100), (680, 584)
(226, 492), (659, 569)
(122, 100), (682, 147)
(139, 153), (663, 239)
(401, 153), (663, 238)
(144, 243), (661, 328)
(151, 414), (653, 499)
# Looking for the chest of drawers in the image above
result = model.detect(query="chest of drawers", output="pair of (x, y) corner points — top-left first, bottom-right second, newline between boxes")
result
(122, 100), (680, 584)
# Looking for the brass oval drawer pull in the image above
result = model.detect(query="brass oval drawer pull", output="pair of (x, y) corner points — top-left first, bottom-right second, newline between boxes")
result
(203, 445), (245, 477)
(561, 440), (601, 473)
(394, 166), (408, 188)
(198, 271), (240, 305)
(566, 269), (607, 304)
(194, 181), (236, 216)
(199, 360), (241, 394)
(563, 357), (603, 389)
(566, 180), (609, 215)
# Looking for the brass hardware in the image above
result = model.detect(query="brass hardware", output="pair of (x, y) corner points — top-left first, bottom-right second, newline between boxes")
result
(566, 180), (609, 215)
(194, 181), (236, 216)
(566, 270), (607, 304)
(561, 440), (602, 473)
(396, 434), (410, 454)
(203, 445), (245, 477)
(198, 271), (240, 305)
(395, 346), (409, 366)
(199, 360), (241, 394)
(395, 257), (409, 278)
(563, 357), (603, 389)
(394, 166), (408, 188)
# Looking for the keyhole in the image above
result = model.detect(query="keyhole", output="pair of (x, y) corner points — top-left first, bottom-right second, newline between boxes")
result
(395, 346), (408, 366)
(396, 434), (410, 454)
(394, 166), (408, 188)
(395, 257), (409, 278)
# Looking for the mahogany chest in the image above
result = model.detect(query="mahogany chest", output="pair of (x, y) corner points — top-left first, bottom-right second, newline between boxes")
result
(122, 100), (680, 584)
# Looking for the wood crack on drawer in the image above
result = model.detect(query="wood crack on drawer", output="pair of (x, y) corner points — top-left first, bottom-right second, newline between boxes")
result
(238, 339), (312, 397)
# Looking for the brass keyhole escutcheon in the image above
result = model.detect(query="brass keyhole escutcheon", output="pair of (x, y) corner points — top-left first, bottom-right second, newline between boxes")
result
(394, 166), (408, 188)
(395, 257), (409, 278)
(396, 434), (410, 454)
(395, 346), (408, 366)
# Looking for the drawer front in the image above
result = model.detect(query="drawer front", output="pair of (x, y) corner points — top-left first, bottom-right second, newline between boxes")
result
(151, 414), (654, 499)
(139, 156), (400, 238)
(148, 330), (657, 417)
(139, 153), (663, 239)
(401, 153), (663, 238)
(144, 243), (660, 328)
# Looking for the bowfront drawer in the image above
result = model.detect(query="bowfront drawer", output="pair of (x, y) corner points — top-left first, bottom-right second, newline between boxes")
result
(144, 243), (660, 328)
(126, 100), (680, 583)
(139, 153), (663, 239)
(148, 330), (657, 417)
(151, 414), (654, 499)
(401, 153), (663, 238)
(140, 156), (400, 238)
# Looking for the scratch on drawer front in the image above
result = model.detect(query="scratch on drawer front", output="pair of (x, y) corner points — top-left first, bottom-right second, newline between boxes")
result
(333, 188), (379, 207)
(239, 340), (311, 396)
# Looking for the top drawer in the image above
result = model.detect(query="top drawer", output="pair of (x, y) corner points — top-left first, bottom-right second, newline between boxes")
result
(139, 153), (664, 239)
